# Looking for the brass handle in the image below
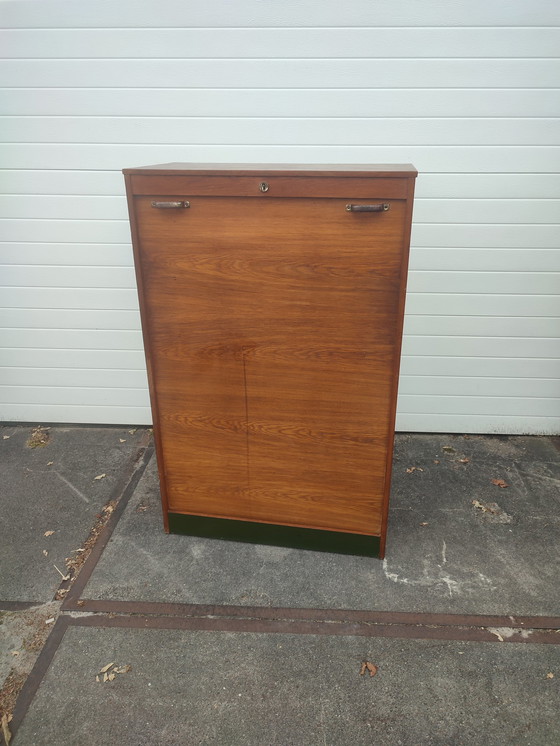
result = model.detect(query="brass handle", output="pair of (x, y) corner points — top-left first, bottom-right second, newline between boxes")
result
(151, 201), (190, 209)
(346, 203), (390, 212)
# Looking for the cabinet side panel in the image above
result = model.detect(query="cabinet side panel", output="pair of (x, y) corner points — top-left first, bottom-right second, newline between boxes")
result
(379, 176), (416, 557)
(124, 173), (171, 530)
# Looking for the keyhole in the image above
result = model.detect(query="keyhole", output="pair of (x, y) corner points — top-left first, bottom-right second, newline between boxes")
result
(259, 182), (269, 193)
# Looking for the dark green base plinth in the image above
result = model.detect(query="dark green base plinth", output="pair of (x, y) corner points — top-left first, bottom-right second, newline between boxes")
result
(167, 513), (381, 558)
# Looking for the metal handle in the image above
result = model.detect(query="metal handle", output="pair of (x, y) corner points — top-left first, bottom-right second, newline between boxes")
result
(346, 203), (390, 212)
(151, 201), (190, 209)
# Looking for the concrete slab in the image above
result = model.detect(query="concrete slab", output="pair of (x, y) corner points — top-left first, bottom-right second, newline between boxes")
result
(0, 601), (61, 714)
(83, 434), (560, 616)
(0, 425), (148, 603)
(14, 623), (560, 746)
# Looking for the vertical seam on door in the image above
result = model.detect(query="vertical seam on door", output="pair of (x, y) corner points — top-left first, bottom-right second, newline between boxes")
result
(242, 345), (251, 488)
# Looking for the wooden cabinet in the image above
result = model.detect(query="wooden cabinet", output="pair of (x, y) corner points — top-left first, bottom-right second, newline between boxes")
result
(123, 164), (417, 558)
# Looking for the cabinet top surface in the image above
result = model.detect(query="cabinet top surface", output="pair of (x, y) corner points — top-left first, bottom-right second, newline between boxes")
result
(123, 163), (417, 178)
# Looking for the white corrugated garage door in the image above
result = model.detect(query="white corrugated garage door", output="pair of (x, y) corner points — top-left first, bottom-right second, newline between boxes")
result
(1, 0), (559, 434)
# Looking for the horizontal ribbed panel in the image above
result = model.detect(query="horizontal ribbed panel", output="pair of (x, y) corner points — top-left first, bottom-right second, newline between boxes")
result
(1, 1), (558, 432)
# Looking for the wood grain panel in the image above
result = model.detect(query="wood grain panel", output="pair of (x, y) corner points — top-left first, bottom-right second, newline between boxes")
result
(126, 166), (415, 549)
(164, 479), (386, 535)
(130, 175), (409, 199)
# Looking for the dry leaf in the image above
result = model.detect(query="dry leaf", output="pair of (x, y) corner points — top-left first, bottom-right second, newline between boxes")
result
(77, 600), (85, 607)
(546, 672), (554, 679)
(44, 530), (55, 537)
(114, 665), (131, 674)
(491, 479), (508, 488)
(128, 429), (136, 434)
(442, 446), (455, 453)
(47, 461), (54, 466)
(472, 499), (500, 514)
(11, 651), (19, 657)
(420, 522), (429, 527)
(1, 713), (12, 745)
(406, 466), (424, 473)
(119, 438), (126, 443)
(43, 550), (48, 557)
(472, 499), (501, 515)
(45, 618), (55, 625)
(96, 675), (100, 683)
(108, 672), (116, 681)
(473, 500), (512, 524)
(458, 458), (470, 464)
(103, 672), (109, 683)
(433, 459), (440, 464)
(359, 662), (367, 676)
(99, 662), (116, 673)
(94, 473), (106, 481)
(365, 662), (378, 677)
(26, 426), (50, 449)
(3, 435), (10, 440)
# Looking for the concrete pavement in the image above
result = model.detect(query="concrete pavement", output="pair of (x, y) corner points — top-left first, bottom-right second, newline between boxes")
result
(1, 426), (559, 745)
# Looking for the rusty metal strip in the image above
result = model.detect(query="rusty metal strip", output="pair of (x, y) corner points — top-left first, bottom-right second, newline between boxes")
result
(7, 615), (71, 744)
(61, 436), (153, 609)
(0, 601), (41, 611)
(70, 598), (560, 632)
(68, 612), (560, 645)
